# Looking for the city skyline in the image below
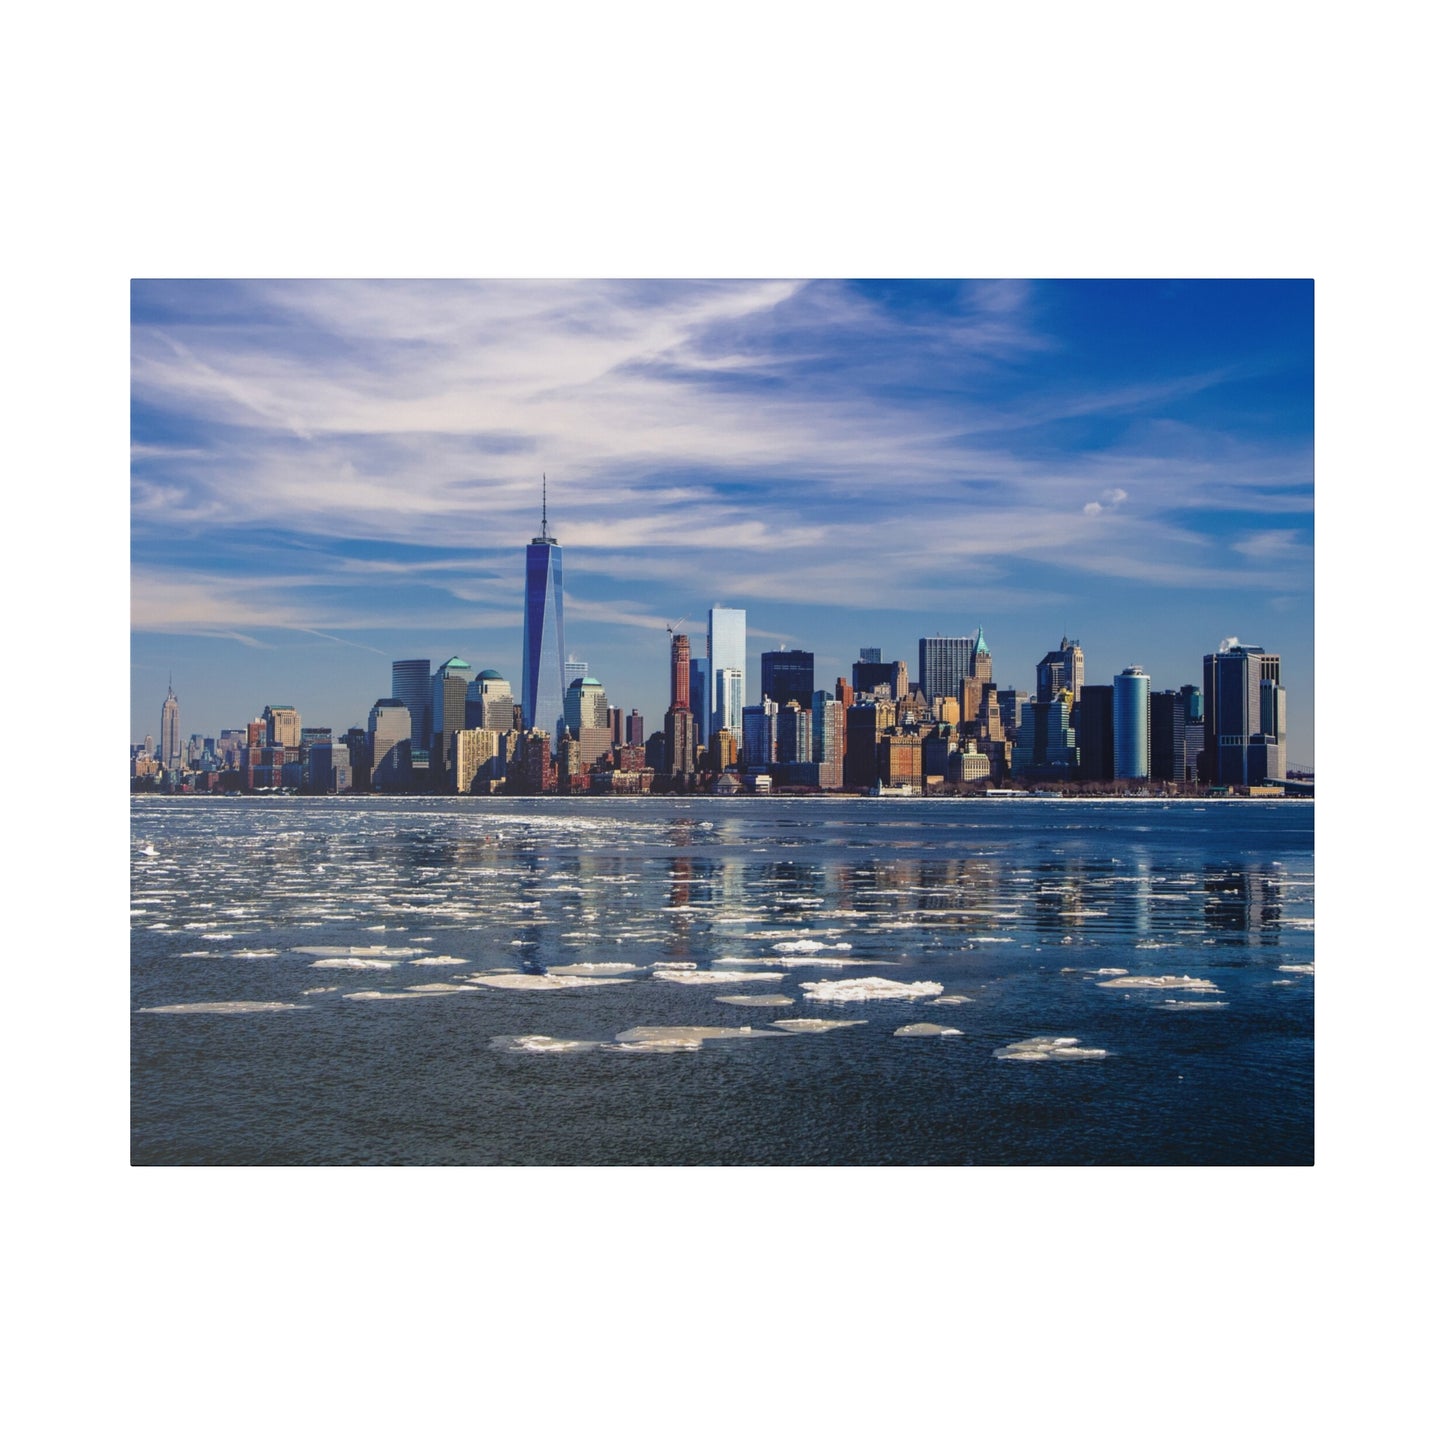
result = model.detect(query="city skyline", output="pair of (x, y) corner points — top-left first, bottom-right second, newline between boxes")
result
(131, 280), (1314, 762)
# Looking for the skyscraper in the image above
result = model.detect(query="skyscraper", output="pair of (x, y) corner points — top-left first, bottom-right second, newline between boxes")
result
(761, 649), (814, 709)
(665, 633), (696, 777)
(1112, 667), (1150, 781)
(466, 670), (514, 731)
(1037, 636), (1085, 703)
(432, 657), (474, 777)
(1149, 689), (1187, 784)
(368, 698), (412, 792)
(708, 606), (747, 738)
(160, 679), (180, 771)
(1202, 642), (1286, 787)
(391, 659), (432, 755)
(521, 479), (565, 743)
(918, 636), (974, 702)
(564, 676), (611, 768)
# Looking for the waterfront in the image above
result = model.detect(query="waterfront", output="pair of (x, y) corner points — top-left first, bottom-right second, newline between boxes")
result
(131, 795), (1313, 1166)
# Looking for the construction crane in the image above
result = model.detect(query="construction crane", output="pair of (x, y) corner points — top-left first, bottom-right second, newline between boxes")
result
(665, 616), (686, 638)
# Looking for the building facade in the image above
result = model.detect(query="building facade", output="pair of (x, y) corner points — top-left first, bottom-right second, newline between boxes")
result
(521, 485), (566, 743)
(1112, 667), (1150, 781)
(761, 649), (815, 708)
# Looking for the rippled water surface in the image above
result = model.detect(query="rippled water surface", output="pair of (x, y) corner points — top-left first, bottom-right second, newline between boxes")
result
(131, 795), (1313, 1165)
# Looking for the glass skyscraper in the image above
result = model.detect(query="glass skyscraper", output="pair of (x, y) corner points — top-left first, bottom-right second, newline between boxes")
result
(708, 606), (746, 739)
(1112, 667), (1150, 780)
(521, 484), (565, 742)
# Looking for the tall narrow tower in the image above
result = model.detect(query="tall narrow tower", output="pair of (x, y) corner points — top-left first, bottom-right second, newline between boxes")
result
(160, 677), (180, 771)
(521, 477), (566, 744)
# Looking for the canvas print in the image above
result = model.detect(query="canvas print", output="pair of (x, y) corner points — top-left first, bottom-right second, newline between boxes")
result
(130, 279), (1313, 1165)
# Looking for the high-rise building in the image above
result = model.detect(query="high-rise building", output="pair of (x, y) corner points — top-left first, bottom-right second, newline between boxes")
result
(431, 657), (474, 777)
(1015, 698), (1077, 778)
(626, 709), (645, 748)
(1112, 667), (1150, 781)
(368, 699), (412, 792)
(1149, 690), (1187, 785)
(160, 679), (180, 771)
(811, 690), (846, 790)
(742, 698), (778, 769)
(665, 633), (696, 777)
(715, 668), (743, 745)
(1073, 684), (1115, 782)
(564, 655), (588, 690)
(263, 704), (301, 749)
(689, 657), (708, 745)
(1037, 636), (1085, 703)
(858, 647), (882, 666)
(762, 649), (815, 709)
(564, 676), (612, 768)
(972, 628), (993, 685)
(776, 701), (812, 765)
(521, 480), (565, 743)
(918, 636), (975, 701)
(853, 654), (908, 700)
(844, 699), (896, 790)
(391, 660), (432, 755)
(466, 670), (514, 731)
(1202, 642), (1285, 787)
(707, 607), (747, 738)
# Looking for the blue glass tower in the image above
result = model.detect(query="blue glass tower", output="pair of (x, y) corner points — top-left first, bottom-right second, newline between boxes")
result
(521, 479), (566, 743)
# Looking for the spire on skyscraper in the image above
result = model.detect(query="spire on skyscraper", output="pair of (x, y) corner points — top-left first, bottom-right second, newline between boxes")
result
(534, 474), (556, 546)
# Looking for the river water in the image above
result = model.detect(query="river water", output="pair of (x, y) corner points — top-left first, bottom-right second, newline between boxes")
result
(131, 794), (1313, 1165)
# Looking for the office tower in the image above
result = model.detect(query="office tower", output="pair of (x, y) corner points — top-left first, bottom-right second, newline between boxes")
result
(996, 688), (1026, 738)
(707, 606), (747, 736)
(1037, 636), (1085, 703)
(972, 628), (993, 684)
(626, 709), (645, 748)
(608, 707), (624, 748)
(919, 636), (975, 701)
(431, 657), (474, 778)
(564, 676), (612, 768)
(559, 732), (583, 786)
(1112, 667), (1150, 781)
(1015, 698), (1077, 778)
(844, 699), (896, 790)
(307, 742), (351, 795)
(391, 659), (432, 754)
(776, 700), (812, 765)
(811, 690), (846, 790)
(564, 655), (588, 690)
(160, 679), (180, 770)
(521, 480), (566, 742)
(1073, 685), (1115, 782)
(467, 670), (514, 731)
(879, 731), (923, 790)
(1149, 690), (1187, 784)
(853, 654), (907, 699)
(368, 699), (412, 792)
(689, 657), (708, 744)
(454, 728), (502, 793)
(263, 704), (300, 749)
(1202, 642), (1285, 786)
(665, 634), (696, 776)
(742, 698), (778, 769)
(521, 730), (557, 794)
(858, 647), (882, 665)
(835, 678), (855, 709)
(762, 649), (815, 708)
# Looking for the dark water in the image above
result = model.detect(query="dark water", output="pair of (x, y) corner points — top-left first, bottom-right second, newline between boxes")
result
(131, 795), (1313, 1166)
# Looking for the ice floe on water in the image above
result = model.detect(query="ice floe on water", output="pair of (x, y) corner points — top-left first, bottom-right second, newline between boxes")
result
(800, 977), (944, 1002)
(409, 954), (473, 967)
(715, 994), (794, 1006)
(1096, 974), (1221, 992)
(309, 958), (397, 971)
(771, 939), (852, 954)
(1278, 963), (1314, 974)
(929, 994), (973, 1005)
(301, 986), (340, 995)
(769, 1018), (867, 1033)
(490, 1034), (601, 1054)
(607, 1025), (782, 1052)
(653, 969), (786, 984)
(292, 944), (428, 959)
(138, 1001), (311, 1015)
(1154, 999), (1228, 1010)
(994, 1036), (1108, 1061)
(894, 1022), (962, 1037)
(548, 962), (645, 977)
(464, 971), (632, 990)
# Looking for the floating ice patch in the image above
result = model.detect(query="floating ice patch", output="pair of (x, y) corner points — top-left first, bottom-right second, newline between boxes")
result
(410, 955), (473, 967)
(768, 1018), (868, 1033)
(291, 944), (427, 959)
(343, 990), (438, 1001)
(549, 962), (645, 977)
(929, 994), (973, 1006)
(771, 939), (853, 954)
(1096, 975), (1221, 992)
(138, 1001), (311, 1015)
(1094, 968), (1130, 976)
(301, 987), (340, 995)
(309, 958), (396, 971)
(994, 1036), (1108, 1061)
(490, 1035), (601, 1054)
(1154, 999), (1229, 1010)
(651, 960), (697, 969)
(969, 936), (1015, 944)
(894, 1023), (962, 1037)
(405, 983), (480, 994)
(800, 977), (944, 1002)
(653, 969), (786, 985)
(1135, 941), (1180, 950)
(715, 994), (794, 1007)
(607, 1025), (780, 1053)
(230, 950), (279, 959)
(467, 972), (631, 990)
(1278, 963), (1314, 974)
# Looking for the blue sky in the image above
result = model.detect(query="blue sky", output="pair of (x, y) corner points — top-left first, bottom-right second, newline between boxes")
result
(131, 278), (1314, 763)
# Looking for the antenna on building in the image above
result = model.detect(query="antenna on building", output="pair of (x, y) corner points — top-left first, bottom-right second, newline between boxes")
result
(541, 473), (548, 534)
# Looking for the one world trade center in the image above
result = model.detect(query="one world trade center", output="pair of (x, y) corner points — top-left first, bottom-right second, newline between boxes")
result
(521, 479), (566, 743)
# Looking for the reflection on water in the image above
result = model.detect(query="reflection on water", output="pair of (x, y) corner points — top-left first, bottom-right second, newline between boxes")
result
(132, 796), (1313, 1166)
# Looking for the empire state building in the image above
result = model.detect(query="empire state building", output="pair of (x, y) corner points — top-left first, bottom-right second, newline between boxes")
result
(520, 479), (566, 744)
